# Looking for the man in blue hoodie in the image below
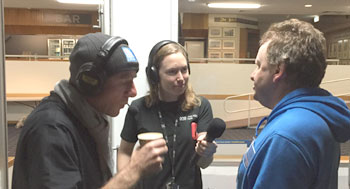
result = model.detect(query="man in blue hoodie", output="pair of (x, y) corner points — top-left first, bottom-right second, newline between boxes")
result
(236, 19), (350, 189)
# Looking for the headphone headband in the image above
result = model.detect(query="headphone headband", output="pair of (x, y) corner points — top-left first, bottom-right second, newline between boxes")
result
(76, 36), (128, 96)
(98, 37), (128, 59)
(146, 40), (190, 85)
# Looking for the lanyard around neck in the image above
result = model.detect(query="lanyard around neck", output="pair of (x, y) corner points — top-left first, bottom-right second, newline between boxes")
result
(157, 110), (178, 182)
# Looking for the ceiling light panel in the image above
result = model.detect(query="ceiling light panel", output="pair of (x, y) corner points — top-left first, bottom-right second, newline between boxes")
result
(57, 0), (103, 5)
(208, 3), (261, 9)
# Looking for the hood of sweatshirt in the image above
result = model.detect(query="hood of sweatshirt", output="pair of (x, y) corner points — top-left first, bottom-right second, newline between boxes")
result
(267, 88), (350, 143)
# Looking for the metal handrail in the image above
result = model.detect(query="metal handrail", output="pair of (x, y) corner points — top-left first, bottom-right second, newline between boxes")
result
(224, 93), (265, 114)
(224, 93), (252, 101)
(223, 77), (350, 127)
(224, 77), (350, 111)
(224, 105), (265, 114)
(321, 78), (350, 84)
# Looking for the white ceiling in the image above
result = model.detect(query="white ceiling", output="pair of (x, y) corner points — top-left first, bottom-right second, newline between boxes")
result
(4, 0), (350, 15)
(179, 0), (350, 15)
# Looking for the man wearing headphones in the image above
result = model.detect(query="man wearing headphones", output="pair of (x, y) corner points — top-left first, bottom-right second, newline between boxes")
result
(118, 40), (217, 189)
(12, 33), (168, 189)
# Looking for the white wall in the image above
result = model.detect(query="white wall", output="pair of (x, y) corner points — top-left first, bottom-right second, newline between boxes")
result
(6, 61), (350, 123)
(190, 63), (350, 122)
(191, 63), (255, 95)
(107, 0), (179, 172)
(5, 61), (69, 122)
(6, 61), (70, 93)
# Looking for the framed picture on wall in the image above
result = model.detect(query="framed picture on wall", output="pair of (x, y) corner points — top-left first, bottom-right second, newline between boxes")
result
(209, 27), (222, 37)
(208, 51), (221, 59)
(184, 41), (205, 59)
(208, 39), (222, 49)
(223, 27), (235, 38)
(222, 51), (234, 59)
(222, 40), (235, 49)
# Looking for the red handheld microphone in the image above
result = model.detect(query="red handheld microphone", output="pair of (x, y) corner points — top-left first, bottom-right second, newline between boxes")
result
(191, 122), (198, 140)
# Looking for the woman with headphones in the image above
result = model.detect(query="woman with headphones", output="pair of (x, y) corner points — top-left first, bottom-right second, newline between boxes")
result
(118, 40), (217, 189)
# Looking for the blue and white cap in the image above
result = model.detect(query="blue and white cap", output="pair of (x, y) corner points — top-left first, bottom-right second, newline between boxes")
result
(105, 43), (139, 76)
(69, 33), (139, 84)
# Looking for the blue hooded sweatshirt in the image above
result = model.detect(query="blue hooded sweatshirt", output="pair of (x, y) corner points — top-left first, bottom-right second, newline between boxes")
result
(236, 88), (350, 189)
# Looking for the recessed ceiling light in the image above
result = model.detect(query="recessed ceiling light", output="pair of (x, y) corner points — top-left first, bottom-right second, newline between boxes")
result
(304, 4), (312, 8)
(208, 3), (261, 9)
(57, 0), (103, 5)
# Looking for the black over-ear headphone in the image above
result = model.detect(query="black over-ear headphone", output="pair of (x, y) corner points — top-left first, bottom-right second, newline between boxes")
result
(145, 40), (190, 85)
(76, 36), (128, 96)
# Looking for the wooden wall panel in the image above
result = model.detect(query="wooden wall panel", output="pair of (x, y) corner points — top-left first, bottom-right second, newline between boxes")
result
(5, 8), (43, 26)
(182, 13), (208, 29)
(247, 29), (260, 59)
(182, 29), (208, 38)
(5, 25), (100, 35)
(239, 28), (248, 59)
(239, 28), (259, 60)
(4, 8), (100, 35)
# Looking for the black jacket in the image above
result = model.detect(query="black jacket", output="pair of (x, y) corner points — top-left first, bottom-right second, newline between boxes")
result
(12, 92), (105, 189)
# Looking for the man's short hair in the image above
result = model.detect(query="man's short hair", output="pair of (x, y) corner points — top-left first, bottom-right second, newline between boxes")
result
(261, 18), (326, 88)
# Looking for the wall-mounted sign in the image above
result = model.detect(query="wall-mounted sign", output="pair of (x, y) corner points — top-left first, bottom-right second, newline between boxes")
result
(209, 14), (258, 29)
(44, 13), (92, 25)
(214, 17), (237, 23)
(214, 17), (258, 26)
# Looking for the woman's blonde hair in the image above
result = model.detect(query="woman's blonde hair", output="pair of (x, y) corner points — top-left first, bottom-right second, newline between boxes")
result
(145, 42), (200, 111)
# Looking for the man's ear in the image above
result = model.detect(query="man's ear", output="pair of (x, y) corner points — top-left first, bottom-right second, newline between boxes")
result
(272, 63), (286, 83)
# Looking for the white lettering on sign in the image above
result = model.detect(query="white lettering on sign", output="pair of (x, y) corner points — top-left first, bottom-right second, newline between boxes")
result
(72, 15), (80, 24)
(63, 15), (72, 23)
(55, 15), (81, 24)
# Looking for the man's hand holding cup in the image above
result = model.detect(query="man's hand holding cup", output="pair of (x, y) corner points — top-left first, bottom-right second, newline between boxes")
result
(130, 132), (167, 177)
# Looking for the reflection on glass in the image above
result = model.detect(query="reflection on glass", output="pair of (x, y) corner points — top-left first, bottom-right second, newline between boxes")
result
(179, 0), (350, 65)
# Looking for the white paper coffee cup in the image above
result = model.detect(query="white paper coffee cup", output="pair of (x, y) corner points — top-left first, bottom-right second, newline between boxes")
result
(137, 132), (163, 146)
